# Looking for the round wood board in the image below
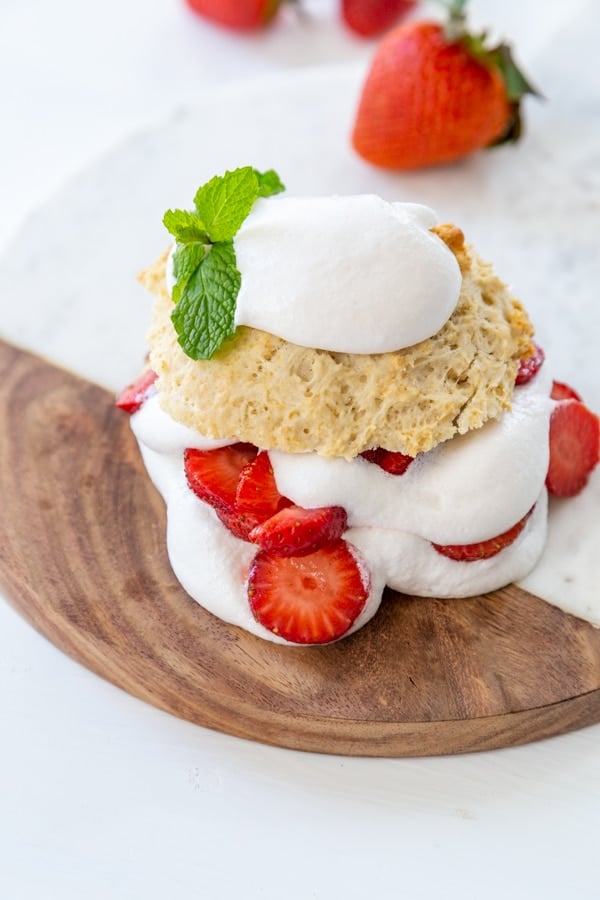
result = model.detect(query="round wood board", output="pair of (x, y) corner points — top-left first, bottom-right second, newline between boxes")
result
(2, 338), (600, 757)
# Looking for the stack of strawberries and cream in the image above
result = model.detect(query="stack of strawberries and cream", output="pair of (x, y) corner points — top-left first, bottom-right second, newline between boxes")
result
(117, 167), (600, 645)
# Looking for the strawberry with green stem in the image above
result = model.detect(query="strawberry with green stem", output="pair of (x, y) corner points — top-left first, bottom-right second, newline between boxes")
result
(352, 0), (540, 169)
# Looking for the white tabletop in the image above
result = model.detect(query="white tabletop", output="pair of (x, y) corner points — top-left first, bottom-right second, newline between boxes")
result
(1, 2), (600, 898)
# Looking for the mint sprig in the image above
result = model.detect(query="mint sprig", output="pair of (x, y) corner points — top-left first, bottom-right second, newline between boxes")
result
(171, 242), (240, 361)
(164, 166), (285, 360)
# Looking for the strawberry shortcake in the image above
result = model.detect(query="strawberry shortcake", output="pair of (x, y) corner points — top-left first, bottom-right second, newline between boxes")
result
(117, 167), (599, 645)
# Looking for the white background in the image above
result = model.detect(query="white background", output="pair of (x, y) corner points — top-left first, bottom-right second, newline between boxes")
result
(1, 1), (600, 898)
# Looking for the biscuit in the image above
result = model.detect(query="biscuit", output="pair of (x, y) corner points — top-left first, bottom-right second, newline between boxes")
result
(141, 225), (534, 459)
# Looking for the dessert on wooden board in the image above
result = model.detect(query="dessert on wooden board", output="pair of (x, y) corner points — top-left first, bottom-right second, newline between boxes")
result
(117, 167), (599, 646)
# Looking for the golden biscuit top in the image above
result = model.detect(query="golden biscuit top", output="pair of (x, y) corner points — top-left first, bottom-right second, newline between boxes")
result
(140, 225), (533, 459)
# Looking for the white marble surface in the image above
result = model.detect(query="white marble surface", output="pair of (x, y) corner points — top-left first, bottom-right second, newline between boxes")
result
(1, 1), (600, 898)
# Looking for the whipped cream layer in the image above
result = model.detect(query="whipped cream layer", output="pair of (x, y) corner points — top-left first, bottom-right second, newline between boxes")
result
(131, 370), (553, 645)
(166, 196), (461, 354)
(270, 371), (554, 545)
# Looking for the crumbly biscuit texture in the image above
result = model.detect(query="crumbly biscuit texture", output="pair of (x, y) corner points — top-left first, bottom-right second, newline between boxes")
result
(142, 225), (533, 459)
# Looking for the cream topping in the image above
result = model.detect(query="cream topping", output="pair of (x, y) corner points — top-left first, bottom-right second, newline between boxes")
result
(270, 372), (554, 545)
(131, 371), (553, 644)
(166, 195), (461, 354)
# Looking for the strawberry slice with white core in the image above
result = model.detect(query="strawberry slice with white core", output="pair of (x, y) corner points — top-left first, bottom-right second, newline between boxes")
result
(116, 369), (158, 414)
(360, 448), (414, 475)
(235, 451), (291, 520)
(546, 400), (599, 497)
(184, 443), (258, 512)
(515, 343), (545, 385)
(249, 505), (347, 557)
(432, 508), (533, 562)
(247, 540), (369, 644)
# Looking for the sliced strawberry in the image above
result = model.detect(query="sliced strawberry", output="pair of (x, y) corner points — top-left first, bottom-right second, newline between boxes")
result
(360, 447), (414, 475)
(116, 369), (157, 414)
(515, 343), (545, 385)
(184, 444), (258, 512)
(247, 540), (369, 644)
(249, 505), (347, 557)
(214, 505), (265, 542)
(432, 508), (533, 562)
(235, 452), (291, 520)
(546, 400), (600, 497)
(551, 380), (582, 402)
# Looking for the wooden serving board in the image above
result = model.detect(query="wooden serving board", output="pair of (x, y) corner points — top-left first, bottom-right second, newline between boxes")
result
(2, 338), (600, 757)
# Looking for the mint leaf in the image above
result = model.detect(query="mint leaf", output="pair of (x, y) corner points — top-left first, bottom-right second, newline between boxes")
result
(256, 169), (285, 198)
(193, 167), (259, 242)
(163, 208), (208, 242)
(171, 242), (240, 360)
(164, 166), (285, 360)
(171, 243), (210, 302)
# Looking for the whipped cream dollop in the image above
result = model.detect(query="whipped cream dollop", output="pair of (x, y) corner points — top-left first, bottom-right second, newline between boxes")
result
(131, 370), (553, 645)
(166, 195), (461, 354)
(270, 371), (554, 545)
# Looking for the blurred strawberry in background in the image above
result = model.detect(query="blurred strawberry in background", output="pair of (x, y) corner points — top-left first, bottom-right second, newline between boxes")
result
(352, 0), (539, 169)
(342, 0), (416, 37)
(185, 0), (286, 30)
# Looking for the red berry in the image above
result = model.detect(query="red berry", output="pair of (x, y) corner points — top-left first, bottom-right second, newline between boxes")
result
(342, 0), (416, 38)
(184, 0), (281, 30)
(515, 343), (545, 385)
(184, 444), (258, 513)
(184, 445), (291, 541)
(235, 452), (291, 520)
(432, 509), (533, 562)
(352, 18), (536, 170)
(360, 447), (414, 475)
(247, 540), (369, 644)
(214, 505), (267, 542)
(546, 401), (599, 497)
(115, 369), (157, 414)
(249, 505), (347, 557)
(551, 380), (582, 402)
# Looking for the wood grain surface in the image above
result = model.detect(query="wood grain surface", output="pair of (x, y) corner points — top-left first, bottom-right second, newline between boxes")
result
(1, 338), (600, 756)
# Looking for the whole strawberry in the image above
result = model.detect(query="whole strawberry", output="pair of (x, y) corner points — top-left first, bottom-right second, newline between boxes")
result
(352, 0), (538, 169)
(342, 0), (416, 38)
(185, 0), (283, 30)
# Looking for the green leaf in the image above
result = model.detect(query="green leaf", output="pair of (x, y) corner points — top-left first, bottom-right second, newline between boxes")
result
(171, 242), (210, 302)
(492, 43), (542, 101)
(170, 242), (240, 360)
(256, 169), (285, 198)
(193, 167), (259, 242)
(164, 166), (285, 360)
(163, 208), (208, 242)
